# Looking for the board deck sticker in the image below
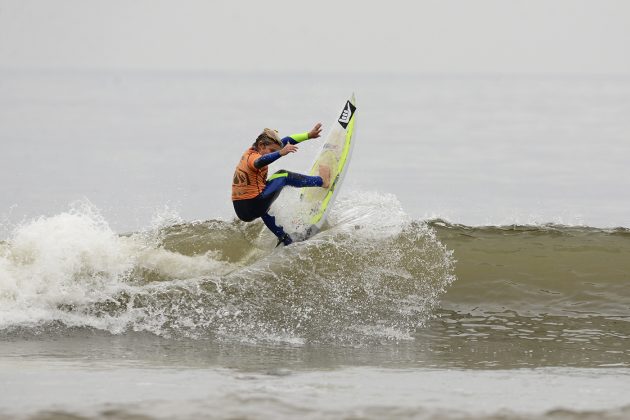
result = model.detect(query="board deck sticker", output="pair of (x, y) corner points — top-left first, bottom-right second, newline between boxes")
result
(337, 100), (357, 129)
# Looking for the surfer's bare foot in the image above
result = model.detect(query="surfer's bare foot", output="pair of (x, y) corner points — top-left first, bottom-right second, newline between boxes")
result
(319, 165), (331, 188)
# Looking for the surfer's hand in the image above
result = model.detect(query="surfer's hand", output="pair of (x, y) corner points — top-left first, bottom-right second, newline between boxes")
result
(280, 144), (298, 156)
(308, 123), (322, 139)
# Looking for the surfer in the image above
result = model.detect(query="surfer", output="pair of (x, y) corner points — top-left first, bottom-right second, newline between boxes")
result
(232, 124), (331, 246)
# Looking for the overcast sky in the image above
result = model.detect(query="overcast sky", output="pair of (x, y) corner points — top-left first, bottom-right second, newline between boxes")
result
(1, 0), (629, 74)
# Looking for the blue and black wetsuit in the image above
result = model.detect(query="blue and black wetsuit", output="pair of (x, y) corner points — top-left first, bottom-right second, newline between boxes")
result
(232, 133), (323, 246)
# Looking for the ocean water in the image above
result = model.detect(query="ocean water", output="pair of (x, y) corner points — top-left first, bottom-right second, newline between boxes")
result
(1, 70), (629, 419)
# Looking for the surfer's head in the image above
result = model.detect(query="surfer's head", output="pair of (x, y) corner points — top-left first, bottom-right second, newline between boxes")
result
(254, 128), (283, 153)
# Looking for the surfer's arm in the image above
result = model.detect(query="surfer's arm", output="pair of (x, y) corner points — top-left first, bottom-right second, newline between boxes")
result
(281, 133), (309, 146)
(253, 151), (282, 169)
(281, 123), (323, 145)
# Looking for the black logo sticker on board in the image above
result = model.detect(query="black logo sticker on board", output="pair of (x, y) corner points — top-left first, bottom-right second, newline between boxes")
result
(337, 100), (356, 129)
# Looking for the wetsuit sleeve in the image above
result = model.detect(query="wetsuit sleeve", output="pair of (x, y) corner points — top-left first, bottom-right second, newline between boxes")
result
(253, 151), (281, 169)
(281, 132), (310, 146)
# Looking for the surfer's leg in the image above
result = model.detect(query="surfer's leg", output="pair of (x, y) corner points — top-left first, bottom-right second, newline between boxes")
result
(284, 171), (324, 188)
(256, 169), (328, 247)
(261, 213), (292, 246)
(261, 170), (323, 201)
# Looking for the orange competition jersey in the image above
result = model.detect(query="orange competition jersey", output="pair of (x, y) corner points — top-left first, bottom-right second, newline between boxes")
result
(232, 147), (268, 200)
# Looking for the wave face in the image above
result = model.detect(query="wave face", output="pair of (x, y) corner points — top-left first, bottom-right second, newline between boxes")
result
(431, 221), (630, 317)
(0, 195), (455, 343)
(413, 221), (630, 368)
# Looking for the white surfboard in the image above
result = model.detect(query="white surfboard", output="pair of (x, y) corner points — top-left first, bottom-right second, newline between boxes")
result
(297, 93), (357, 240)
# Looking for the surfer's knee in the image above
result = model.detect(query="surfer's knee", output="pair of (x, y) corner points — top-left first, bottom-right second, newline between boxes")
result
(269, 170), (289, 180)
(262, 171), (290, 200)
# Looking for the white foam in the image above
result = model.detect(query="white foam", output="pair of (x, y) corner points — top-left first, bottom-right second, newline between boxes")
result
(0, 201), (136, 327)
(0, 200), (232, 331)
(326, 190), (409, 240)
(270, 188), (411, 243)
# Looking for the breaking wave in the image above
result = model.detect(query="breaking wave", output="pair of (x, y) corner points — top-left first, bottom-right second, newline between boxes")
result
(0, 193), (455, 343)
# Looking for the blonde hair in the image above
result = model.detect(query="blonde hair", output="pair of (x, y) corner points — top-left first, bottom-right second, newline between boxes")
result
(254, 128), (282, 147)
